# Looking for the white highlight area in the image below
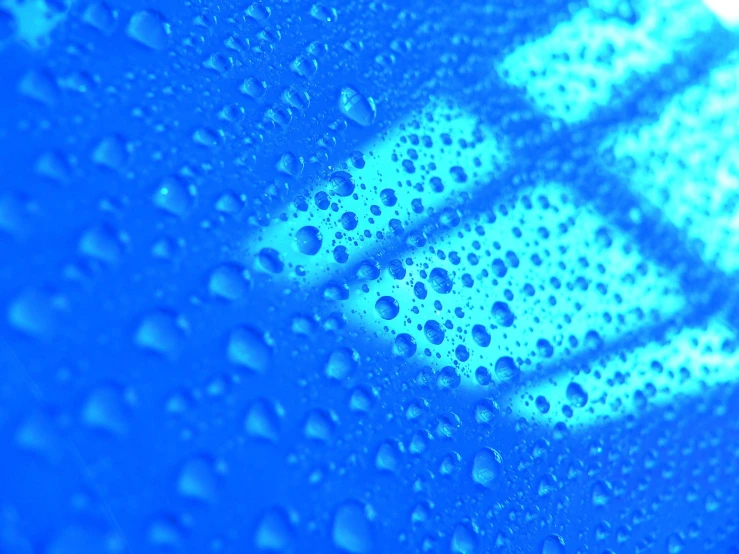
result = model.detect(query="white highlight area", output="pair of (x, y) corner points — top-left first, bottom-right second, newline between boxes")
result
(246, 97), (507, 283)
(340, 182), (686, 389)
(704, 0), (739, 28)
(511, 321), (739, 428)
(497, 0), (714, 123)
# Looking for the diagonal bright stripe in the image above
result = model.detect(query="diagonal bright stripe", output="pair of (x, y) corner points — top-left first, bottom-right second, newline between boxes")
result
(243, 97), (508, 284)
(339, 181), (686, 393)
(509, 320), (739, 428)
(497, 0), (715, 123)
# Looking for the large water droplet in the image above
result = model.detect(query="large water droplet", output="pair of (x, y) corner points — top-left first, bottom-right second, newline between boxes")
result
(325, 347), (360, 380)
(451, 522), (479, 554)
(540, 534), (566, 554)
(338, 87), (376, 127)
(153, 176), (196, 218)
(329, 171), (355, 197)
(227, 326), (272, 372)
(134, 309), (188, 357)
(177, 455), (219, 503)
(472, 447), (502, 488)
(254, 506), (295, 552)
(492, 301), (514, 327)
(127, 10), (170, 50)
(375, 296), (399, 320)
(494, 356), (520, 383)
(332, 500), (373, 553)
(245, 398), (284, 442)
(7, 287), (64, 340)
(295, 225), (323, 255)
(429, 267), (453, 294)
(208, 263), (252, 301)
(81, 384), (134, 436)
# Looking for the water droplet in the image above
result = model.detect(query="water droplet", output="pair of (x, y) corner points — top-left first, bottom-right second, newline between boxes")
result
(338, 87), (376, 127)
(7, 287), (64, 340)
(492, 301), (514, 327)
(451, 522), (478, 554)
(291, 55), (318, 78)
(424, 320), (445, 345)
(81, 384), (134, 435)
(475, 366), (491, 386)
(537, 338), (554, 358)
(332, 500), (373, 553)
(494, 356), (520, 383)
(192, 127), (222, 147)
(429, 267), (453, 294)
(472, 447), (502, 488)
(666, 532), (685, 554)
(241, 76), (267, 98)
(295, 225), (323, 255)
(127, 10), (170, 50)
(356, 259), (380, 280)
(134, 309), (188, 357)
(310, 3), (338, 22)
(536, 396), (551, 414)
(257, 248), (284, 273)
(78, 223), (126, 265)
(329, 171), (355, 197)
(471, 324), (491, 347)
(227, 326), (272, 372)
(35, 150), (70, 182)
(177, 455), (219, 503)
(83, 2), (118, 34)
(277, 152), (304, 178)
(375, 296), (399, 320)
(325, 347), (359, 380)
(247, 2), (272, 22)
(591, 480), (612, 507)
(281, 86), (310, 110)
(341, 211), (359, 230)
(148, 514), (185, 550)
(18, 69), (59, 105)
(254, 507), (295, 552)
(153, 176), (196, 218)
(393, 333), (417, 358)
(245, 398), (284, 442)
(208, 263), (252, 301)
(304, 409), (337, 442)
(91, 134), (129, 172)
(375, 440), (400, 473)
(540, 534), (566, 554)
(474, 398), (499, 425)
(566, 382), (588, 408)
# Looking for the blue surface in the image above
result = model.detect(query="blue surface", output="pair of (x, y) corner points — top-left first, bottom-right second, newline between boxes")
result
(1, 1), (739, 553)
